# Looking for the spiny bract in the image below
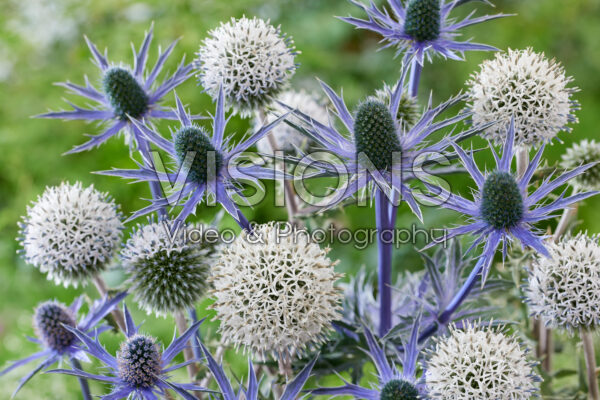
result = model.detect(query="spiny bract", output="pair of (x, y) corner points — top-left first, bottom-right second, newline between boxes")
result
(34, 301), (77, 352)
(354, 100), (402, 171)
(480, 171), (524, 230)
(404, 0), (441, 42)
(102, 67), (149, 120)
(380, 379), (420, 400)
(117, 335), (162, 388)
(174, 126), (224, 185)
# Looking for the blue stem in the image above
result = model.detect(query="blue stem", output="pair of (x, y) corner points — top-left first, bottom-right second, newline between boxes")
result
(376, 189), (393, 337)
(135, 129), (168, 220)
(408, 59), (422, 98)
(69, 358), (92, 400)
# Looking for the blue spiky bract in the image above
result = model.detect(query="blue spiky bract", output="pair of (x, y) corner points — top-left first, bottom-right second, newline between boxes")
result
(117, 335), (162, 388)
(103, 67), (149, 121)
(34, 302), (76, 352)
(380, 379), (419, 400)
(174, 126), (223, 185)
(404, 0), (441, 42)
(354, 100), (401, 171)
(480, 171), (524, 230)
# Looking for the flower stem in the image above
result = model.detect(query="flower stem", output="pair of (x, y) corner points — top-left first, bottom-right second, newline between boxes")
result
(135, 126), (168, 220)
(408, 59), (422, 98)
(581, 327), (600, 400)
(69, 357), (92, 400)
(376, 189), (393, 337)
(174, 311), (200, 383)
(92, 276), (127, 333)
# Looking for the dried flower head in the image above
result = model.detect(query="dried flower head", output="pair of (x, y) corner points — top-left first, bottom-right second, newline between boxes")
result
(195, 17), (297, 117)
(468, 48), (578, 146)
(426, 322), (538, 399)
(526, 233), (600, 334)
(211, 222), (343, 359)
(256, 89), (328, 154)
(121, 220), (218, 316)
(561, 139), (600, 191)
(19, 182), (123, 287)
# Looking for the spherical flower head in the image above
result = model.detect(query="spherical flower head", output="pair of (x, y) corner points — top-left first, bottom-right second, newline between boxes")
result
(561, 139), (600, 191)
(102, 66), (149, 121)
(468, 48), (578, 146)
(256, 89), (328, 154)
(403, 0), (441, 43)
(526, 233), (600, 334)
(354, 100), (402, 171)
(211, 222), (343, 358)
(33, 301), (77, 352)
(121, 221), (217, 316)
(174, 125), (224, 185)
(195, 17), (297, 117)
(19, 182), (123, 287)
(380, 379), (419, 400)
(117, 334), (162, 388)
(426, 322), (538, 399)
(480, 171), (524, 230)
(373, 84), (420, 132)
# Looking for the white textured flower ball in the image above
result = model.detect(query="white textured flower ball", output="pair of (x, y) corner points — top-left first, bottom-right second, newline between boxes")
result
(19, 182), (123, 287)
(255, 89), (328, 154)
(526, 233), (600, 334)
(195, 17), (297, 117)
(561, 139), (600, 191)
(468, 48), (578, 147)
(426, 322), (538, 399)
(211, 222), (343, 358)
(121, 221), (218, 316)
(373, 84), (420, 132)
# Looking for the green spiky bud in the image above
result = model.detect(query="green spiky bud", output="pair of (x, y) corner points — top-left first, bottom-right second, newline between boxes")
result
(103, 67), (149, 120)
(354, 100), (402, 171)
(404, 0), (441, 42)
(117, 335), (161, 388)
(34, 301), (77, 352)
(373, 85), (420, 132)
(380, 379), (420, 400)
(174, 126), (224, 185)
(480, 171), (524, 230)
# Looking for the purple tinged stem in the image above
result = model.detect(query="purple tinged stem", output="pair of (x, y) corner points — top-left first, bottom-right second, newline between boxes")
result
(69, 357), (92, 400)
(376, 189), (392, 337)
(135, 131), (167, 220)
(408, 59), (422, 98)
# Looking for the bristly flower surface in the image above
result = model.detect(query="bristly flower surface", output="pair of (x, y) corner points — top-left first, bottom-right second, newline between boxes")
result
(468, 48), (579, 146)
(47, 305), (209, 399)
(561, 139), (600, 191)
(37, 24), (193, 153)
(121, 219), (218, 316)
(19, 182), (123, 287)
(426, 321), (539, 399)
(342, 0), (506, 65)
(526, 233), (600, 334)
(99, 88), (287, 230)
(210, 222), (343, 359)
(194, 17), (297, 117)
(0, 293), (127, 397)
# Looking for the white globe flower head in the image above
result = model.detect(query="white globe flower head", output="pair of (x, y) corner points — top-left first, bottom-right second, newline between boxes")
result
(526, 233), (600, 334)
(211, 222), (343, 359)
(195, 16), (297, 117)
(426, 321), (539, 399)
(19, 182), (123, 287)
(561, 139), (600, 192)
(121, 220), (218, 316)
(255, 89), (329, 154)
(468, 48), (578, 147)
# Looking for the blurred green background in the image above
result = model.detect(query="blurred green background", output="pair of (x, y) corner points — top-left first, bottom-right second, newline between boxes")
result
(0, 0), (599, 398)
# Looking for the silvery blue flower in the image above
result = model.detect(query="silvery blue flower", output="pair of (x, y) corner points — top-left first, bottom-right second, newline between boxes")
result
(99, 88), (287, 230)
(47, 305), (210, 400)
(0, 293), (127, 397)
(342, 0), (507, 64)
(38, 24), (194, 154)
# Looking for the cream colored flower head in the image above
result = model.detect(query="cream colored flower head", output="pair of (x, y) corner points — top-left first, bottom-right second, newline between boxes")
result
(211, 222), (343, 359)
(561, 139), (600, 192)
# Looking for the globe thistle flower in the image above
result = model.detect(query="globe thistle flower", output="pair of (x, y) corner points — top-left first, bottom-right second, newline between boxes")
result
(255, 89), (328, 154)
(424, 119), (598, 286)
(525, 233), (600, 334)
(561, 139), (600, 191)
(19, 182), (123, 287)
(426, 321), (539, 399)
(194, 17), (297, 117)
(342, 0), (506, 64)
(373, 83), (420, 133)
(37, 24), (193, 153)
(210, 222), (343, 359)
(121, 219), (218, 316)
(99, 88), (287, 230)
(0, 293), (127, 397)
(310, 322), (423, 399)
(48, 305), (209, 399)
(468, 48), (579, 146)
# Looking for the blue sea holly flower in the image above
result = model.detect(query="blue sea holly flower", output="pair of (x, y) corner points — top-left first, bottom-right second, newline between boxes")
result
(99, 88), (288, 230)
(0, 292), (127, 397)
(342, 0), (507, 64)
(424, 118), (599, 286)
(47, 305), (211, 400)
(38, 24), (194, 154)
